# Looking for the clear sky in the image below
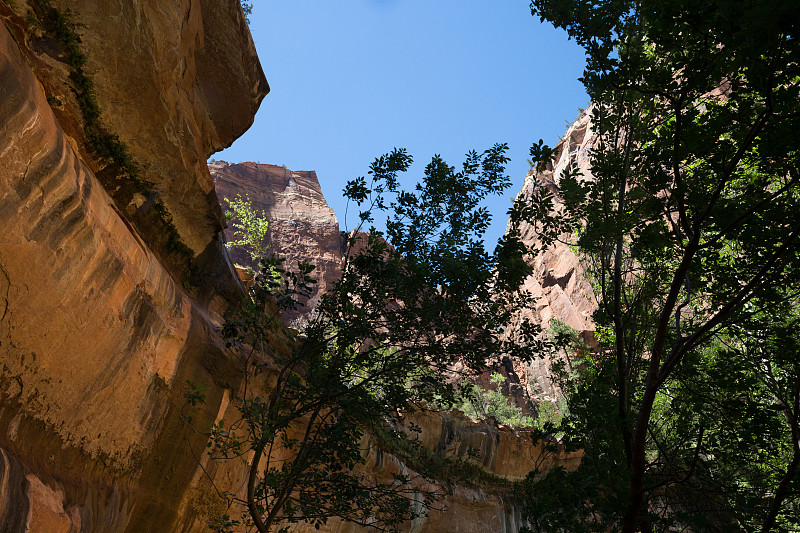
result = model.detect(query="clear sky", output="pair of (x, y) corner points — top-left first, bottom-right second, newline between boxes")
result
(213, 1), (588, 248)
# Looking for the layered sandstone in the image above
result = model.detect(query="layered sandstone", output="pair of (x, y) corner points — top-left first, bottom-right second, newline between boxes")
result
(0, 1), (266, 530)
(43, 0), (269, 255)
(0, 1), (581, 530)
(180, 399), (580, 533)
(210, 161), (343, 324)
(308, 409), (580, 533)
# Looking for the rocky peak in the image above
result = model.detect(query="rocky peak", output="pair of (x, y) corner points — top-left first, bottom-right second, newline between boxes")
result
(210, 161), (343, 325)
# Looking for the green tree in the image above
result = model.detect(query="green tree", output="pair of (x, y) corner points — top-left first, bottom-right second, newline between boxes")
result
(240, 1), (253, 24)
(225, 195), (270, 262)
(195, 146), (541, 532)
(517, 0), (800, 531)
(652, 299), (800, 531)
(457, 373), (535, 428)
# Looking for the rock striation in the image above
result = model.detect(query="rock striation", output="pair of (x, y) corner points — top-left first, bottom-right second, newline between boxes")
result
(43, 0), (268, 255)
(0, 1), (266, 530)
(206, 161), (588, 529)
(210, 161), (343, 325)
(0, 0), (584, 530)
(325, 409), (581, 533)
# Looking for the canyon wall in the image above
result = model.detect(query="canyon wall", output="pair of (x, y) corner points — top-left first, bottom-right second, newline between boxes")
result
(210, 161), (343, 325)
(0, 1), (584, 530)
(0, 1), (266, 530)
(208, 130), (599, 411)
(507, 111), (598, 403)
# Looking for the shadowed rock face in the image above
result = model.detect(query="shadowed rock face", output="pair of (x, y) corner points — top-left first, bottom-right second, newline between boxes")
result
(211, 161), (343, 325)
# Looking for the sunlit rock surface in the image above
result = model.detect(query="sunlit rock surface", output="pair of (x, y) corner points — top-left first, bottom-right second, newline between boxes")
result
(210, 161), (342, 325)
(43, 0), (268, 255)
(0, 0), (582, 529)
(0, 1), (265, 530)
(509, 111), (599, 402)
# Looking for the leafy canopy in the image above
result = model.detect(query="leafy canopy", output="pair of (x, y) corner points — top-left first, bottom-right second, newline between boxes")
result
(518, 0), (800, 531)
(225, 194), (270, 262)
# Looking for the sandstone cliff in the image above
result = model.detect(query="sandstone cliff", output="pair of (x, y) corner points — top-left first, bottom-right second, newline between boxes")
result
(210, 161), (342, 325)
(190, 398), (580, 533)
(0, 1), (266, 530)
(207, 135), (599, 413)
(508, 111), (598, 403)
(43, 0), (268, 256)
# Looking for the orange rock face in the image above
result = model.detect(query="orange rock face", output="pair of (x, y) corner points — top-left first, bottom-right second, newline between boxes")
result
(0, 0), (585, 530)
(0, 2), (266, 530)
(44, 0), (268, 255)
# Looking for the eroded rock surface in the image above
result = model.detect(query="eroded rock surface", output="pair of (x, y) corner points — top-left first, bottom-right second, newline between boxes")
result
(0, 2), (263, 530)
(44, 0), (269, 255)
(0, 0), (583, 530)
(211, 161), (343, 325)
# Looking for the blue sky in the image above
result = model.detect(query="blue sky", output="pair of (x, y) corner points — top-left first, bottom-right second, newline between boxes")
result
(213, 1), (588, 247)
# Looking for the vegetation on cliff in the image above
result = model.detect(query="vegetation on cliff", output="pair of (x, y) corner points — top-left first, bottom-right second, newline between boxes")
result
(517, 0), (800, 531)
(199, 1), (799, 530)
(240, 1), (253, 24)
(224, 195), (271, 263)
(27, 0), (195, 272)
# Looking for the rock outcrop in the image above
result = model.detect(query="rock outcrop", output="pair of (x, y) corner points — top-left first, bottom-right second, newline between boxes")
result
(0, 0), (583, 530)
(43, 0), (268, 255)
(210, 161), (343, 325)
(508, 111), (598, 402)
